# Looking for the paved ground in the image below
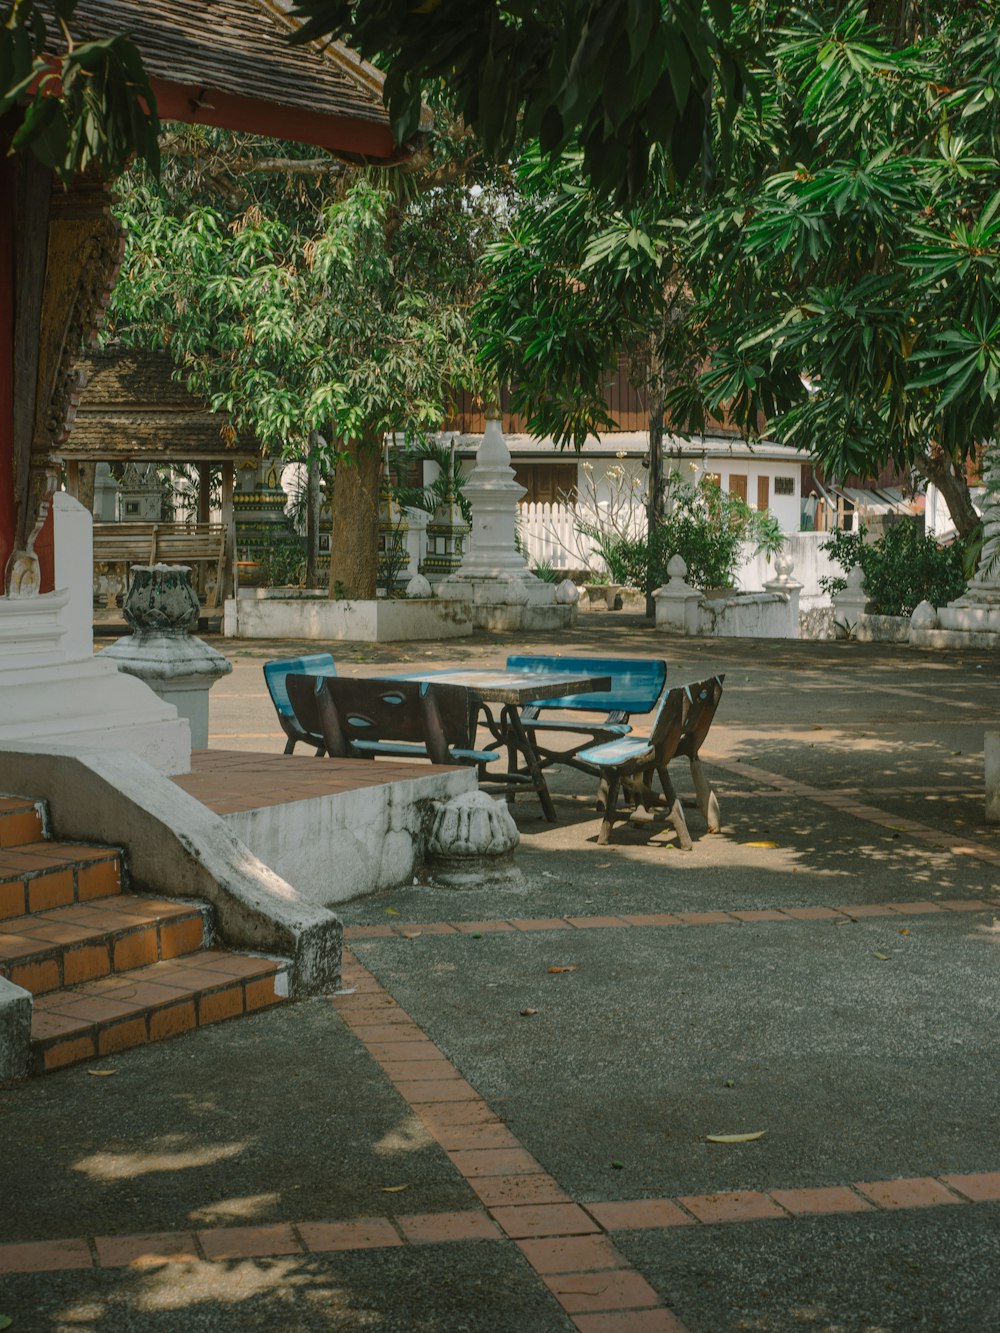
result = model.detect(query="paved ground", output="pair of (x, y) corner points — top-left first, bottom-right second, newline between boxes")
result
(3, 620), (999, 1332)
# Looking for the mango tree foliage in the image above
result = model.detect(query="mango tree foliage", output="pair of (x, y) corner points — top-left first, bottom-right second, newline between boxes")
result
(108, 132), (501, 596)
(288, 0), (753, 203)
(673, 0), (1000, 535)
(1, 0), (158, 182)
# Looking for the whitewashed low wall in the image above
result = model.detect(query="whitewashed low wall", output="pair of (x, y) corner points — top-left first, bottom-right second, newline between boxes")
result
(224, 593), (472, 641)
(737, 532), (839, 607)
(700, 592), (797, 639)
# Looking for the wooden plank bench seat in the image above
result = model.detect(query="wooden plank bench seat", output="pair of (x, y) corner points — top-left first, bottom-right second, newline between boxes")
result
(505, 654), (668, 773)
(576, 675), (725, 847)
(286, 674), (500, 768)
(92, 522), (228, 607)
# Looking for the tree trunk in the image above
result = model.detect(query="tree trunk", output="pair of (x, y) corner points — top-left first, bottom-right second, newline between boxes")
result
(305, 437), (321, 588)
(645, 395), (665, 618)
(328, 434), (382, 599)
(914, 447), (980, 539)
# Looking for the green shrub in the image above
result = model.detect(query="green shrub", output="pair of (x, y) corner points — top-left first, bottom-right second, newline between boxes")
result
(261, 537), (306, 587)
(586, 476), (783, 595)
(818, 520), (966, 616)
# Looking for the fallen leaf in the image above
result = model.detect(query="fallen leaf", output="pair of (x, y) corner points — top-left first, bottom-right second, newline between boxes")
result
(471, 932), (483, 939)
(400, 930), (422, 940)
(952, 751), (962, 756)
(519, 1008), (538, 1017)
(382, 1184), (409, 1193)
(744, 841), (779, 848)
(384, 908), (400, 916)
(611, 1160), (625, 1169)
(706, 1131), (766, 1144)
(811, 725), (824, 731)
(0, 1316), (12, 1330)
(872, 951), (889, 961)
(897, 928), (910, 936)
(87, 1069), (116, 1077)
(547, 966), (577, 974)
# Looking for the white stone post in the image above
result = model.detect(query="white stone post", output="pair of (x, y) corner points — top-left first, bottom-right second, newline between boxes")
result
(653, 555), (704, 634)
(832, 566), (869, 638)
(52, 492), (94, 662)
(448, 419), (533, 582)
(764, 551), (803, 639)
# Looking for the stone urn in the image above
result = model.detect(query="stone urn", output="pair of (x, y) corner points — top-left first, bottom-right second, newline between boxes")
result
(99, 565), (231, 748)
(426, 790), (524, 888)
(123, 563), (201, 633)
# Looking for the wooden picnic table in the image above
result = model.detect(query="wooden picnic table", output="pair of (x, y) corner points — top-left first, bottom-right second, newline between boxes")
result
(390, 669), (611, 822)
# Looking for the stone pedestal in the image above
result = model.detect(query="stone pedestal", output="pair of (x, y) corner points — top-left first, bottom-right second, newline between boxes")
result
(100, 565), (232, 748)
(437, 420), (575, 631)
(763, 552), (803, 638)
(832, 566), (870, 638)
(653, 556), (704, 633)
(426, 790), (523, 888)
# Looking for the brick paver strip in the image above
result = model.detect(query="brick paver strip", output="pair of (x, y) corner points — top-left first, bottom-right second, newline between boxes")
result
(396, 1211), (501, 1244)
(430, 1122), (522, 1151)
(198, 1223), (303, 1261)
(448, 1148), (544, 1178)
(768, 1186), (873, 1217)
(940, 1172), (1000, 1202)
(544, 1268), (662, 1315)
(297, 1218), (402, 1252)
(678, 1191), (787, 1224)
(586, 1200), (693, 1231)
(469, 1174), (573, 1207)
(512, 917), (576, 931)
(573, 1309), (691, 1333)
(855, 1177), (966, 1210)
(94, 1232), (200, 1267)
(0, 1238), (93, 1273)
(491, 1203), (601, 1239)
(517, 1234), (625, 1275)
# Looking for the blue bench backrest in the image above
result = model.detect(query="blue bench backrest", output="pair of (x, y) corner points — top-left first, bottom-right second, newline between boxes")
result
(264, 654), (336, 718)
(506, 655), (667, 714)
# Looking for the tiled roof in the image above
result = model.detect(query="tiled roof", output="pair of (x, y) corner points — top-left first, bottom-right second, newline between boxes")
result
(62, 347), (261, 462)
(52, 0), (418, 157)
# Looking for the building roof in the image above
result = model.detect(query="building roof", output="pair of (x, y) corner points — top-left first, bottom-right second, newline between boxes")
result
(61, 347), (262, 463)
(452, 432), (811, 465)
(54, 0), (424, 161)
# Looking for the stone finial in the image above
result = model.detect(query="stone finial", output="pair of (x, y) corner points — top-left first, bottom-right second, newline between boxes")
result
(426, 790), (523, 887)
(910, 599), (939, 630)
(554, 578), (580, 605)
(845, 565), (866, 592)
(666, 554), (688, 583)
(406, 573), (433, 599)
(773, 551), (795, 583)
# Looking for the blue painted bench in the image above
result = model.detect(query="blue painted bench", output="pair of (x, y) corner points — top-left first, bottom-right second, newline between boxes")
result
(505, 655), (668, 774)
(264, 654), (336, 755)
(287, 674), (500, 768)
(576, 675), (725, 847)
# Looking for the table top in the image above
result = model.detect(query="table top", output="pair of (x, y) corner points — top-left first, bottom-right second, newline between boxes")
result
(390, 669), (612, 705)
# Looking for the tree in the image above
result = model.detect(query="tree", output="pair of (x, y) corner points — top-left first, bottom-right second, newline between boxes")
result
(474, 142), (700, 563)
(1, 0), (158, 181)
(671, 0), (1000, 537)
(287, 0), (752, 203)
(107, 124), (507, 597)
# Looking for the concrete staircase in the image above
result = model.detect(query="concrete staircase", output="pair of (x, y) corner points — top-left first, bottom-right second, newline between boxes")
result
(0, 795), (288, 1074)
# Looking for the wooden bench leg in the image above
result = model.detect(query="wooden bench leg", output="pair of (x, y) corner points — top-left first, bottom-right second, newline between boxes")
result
(597, 772), (620, 845)
(690, 756), (721, 832)
(657, 766), (693, 850)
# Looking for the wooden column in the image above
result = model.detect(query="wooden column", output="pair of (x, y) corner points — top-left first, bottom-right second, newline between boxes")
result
(220, 460), (235, 601)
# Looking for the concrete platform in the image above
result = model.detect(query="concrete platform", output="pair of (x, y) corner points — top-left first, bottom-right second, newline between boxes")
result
(173, 750), (476, 906)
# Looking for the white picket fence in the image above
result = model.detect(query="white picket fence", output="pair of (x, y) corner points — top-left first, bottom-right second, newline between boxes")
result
(515, 500), (648, 574)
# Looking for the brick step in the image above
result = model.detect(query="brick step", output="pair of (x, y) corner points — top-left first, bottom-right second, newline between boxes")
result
(0, 840), (123, 919)
(0, 894), (210, 996)
(0, 796), (45, 849)
(31, 949), (289, 1073)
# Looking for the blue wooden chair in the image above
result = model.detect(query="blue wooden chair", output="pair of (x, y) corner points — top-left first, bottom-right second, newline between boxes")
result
(263, 653), (336, 755)
(505, 655), (667, 774)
